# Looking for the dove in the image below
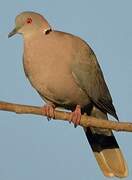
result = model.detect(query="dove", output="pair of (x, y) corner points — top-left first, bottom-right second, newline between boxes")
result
(8, 11), (128, 177)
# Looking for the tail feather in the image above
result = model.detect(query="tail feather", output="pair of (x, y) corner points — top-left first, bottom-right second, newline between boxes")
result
(84, 106), (128, 177)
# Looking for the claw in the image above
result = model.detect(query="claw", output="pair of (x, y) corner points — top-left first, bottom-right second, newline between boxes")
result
(69, 105), (81, 127)
(41, 104), (55, 120)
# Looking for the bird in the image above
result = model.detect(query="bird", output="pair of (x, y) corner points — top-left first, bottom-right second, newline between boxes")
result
(8, 11), (128, 177)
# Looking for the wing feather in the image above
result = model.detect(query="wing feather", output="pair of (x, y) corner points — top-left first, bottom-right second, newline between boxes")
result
(71, 46), (118, 119)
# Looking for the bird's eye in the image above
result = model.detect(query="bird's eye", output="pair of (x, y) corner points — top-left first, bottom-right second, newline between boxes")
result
(26, 18), (32, 24)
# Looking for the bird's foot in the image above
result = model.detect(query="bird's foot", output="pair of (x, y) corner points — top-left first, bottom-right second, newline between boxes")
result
(69, 105), (81, 128)
(41, 104), (55, 120)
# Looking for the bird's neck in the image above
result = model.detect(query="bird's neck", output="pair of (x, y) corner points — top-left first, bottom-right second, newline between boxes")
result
(23, 24), (53, 40)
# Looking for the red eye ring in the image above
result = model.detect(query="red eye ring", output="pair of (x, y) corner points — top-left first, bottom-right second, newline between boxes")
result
(26, 17), (32, 24)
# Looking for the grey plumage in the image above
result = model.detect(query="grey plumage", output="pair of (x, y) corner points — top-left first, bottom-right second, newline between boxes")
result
(8, 11), (128, 177)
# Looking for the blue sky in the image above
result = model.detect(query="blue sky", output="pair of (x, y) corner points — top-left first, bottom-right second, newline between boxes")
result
(0, 0), (132, 180)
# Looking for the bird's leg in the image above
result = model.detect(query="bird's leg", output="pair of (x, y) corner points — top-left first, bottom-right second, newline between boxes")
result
(69, 105), (81, 128)
(41, 104), (55, 120)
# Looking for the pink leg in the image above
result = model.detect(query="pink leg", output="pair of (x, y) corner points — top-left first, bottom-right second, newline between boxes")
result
(69, 105), (81, 127)
(41, 104), (55, 120)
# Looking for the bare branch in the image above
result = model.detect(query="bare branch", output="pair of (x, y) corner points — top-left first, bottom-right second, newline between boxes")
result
(0, 101), (131, 132)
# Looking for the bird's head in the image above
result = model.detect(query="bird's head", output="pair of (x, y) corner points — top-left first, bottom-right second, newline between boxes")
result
(8, 11), (51, 38)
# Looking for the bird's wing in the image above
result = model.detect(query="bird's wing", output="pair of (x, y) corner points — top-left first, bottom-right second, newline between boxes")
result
(71, 47), (118, 119)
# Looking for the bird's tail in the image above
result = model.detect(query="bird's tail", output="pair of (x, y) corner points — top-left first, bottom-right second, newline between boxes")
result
(84, 106), (128, 177)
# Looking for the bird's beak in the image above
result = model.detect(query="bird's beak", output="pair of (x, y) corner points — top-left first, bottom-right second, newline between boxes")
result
(8, 26), (20, 38)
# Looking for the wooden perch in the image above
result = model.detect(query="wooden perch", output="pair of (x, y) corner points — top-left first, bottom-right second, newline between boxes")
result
(0, 101), (132, 132)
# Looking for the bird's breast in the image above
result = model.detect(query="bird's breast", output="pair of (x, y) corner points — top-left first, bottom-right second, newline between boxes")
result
(23, 36), (89, 107)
